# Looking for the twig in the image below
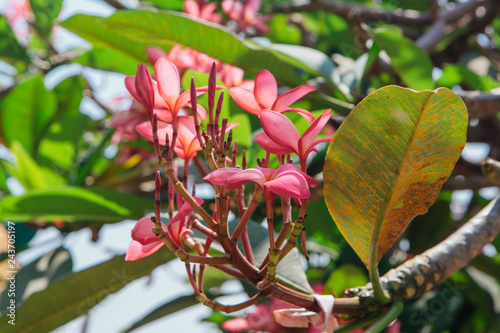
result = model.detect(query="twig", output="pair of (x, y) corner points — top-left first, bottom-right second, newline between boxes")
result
(271, 0), (432, 26)
(102, 0), (127, 10)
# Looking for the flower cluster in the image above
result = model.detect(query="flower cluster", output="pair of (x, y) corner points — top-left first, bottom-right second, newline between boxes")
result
(121, 3), (335, 330)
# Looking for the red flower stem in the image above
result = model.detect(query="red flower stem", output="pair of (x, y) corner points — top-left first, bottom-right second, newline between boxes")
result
(266, 197), (276, 252)
(278, 199), (308, 262)
(183, 158), (189, 188)
(231, 188), (263, 241)
(208, 63), (216, 124)
(169, 114), (178, 161)
(216, 188), (230, 238)
(301, 227), (309, 261)
(191, 77), (206, 150)
(154, 171), (161, 223)
(231, 141), (238, 168)
(151, 114), (162, 163)
(151, 222), (231, 264)
(186, 263), (198, 293)
(240, 227), (257, 266)
(196, 291), (268, 313)
(191, 219), (218, 240)
(163, 164), (216, 229)
(213, 265), (245, 280)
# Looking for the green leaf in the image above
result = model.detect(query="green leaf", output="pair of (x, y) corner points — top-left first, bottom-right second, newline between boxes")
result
(323, 86), (468, 267)
(324, 264), (368, 297)
(1, 75), (57, 155)
(269, 43), (350, 100)
(3, 141), (51, 190)
(0, 16), (30, 62)
(0, 247), (72, 310)
(37, 75), (89, 181)
(0, 250), (175, 333)
(437, 64), (499, 91)
(60, 11), (331, 88)
(371, 27), (434, 90)
(0, 186), (152, 222)
(29, 0), (64, 38)
(139, 0), (184, 10)
(73, 47), (144, 75)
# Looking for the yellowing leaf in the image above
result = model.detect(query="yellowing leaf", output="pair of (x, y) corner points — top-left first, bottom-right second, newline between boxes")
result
(323, 86), (468, 267)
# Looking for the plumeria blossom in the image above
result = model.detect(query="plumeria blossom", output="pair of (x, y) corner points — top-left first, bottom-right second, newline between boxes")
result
(126, 58), (209, 122)
(204, 164), (318, 200)
(125, 195), (204, 261)
(183, 0), (222, 23)
(229, 69), (316, 122)
(219, 64), (254, 89)
(255, 109), (333, 169)
(222, 0), (271, 33)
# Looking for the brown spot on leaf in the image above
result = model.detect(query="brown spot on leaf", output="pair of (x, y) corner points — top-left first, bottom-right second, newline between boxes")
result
(378, 177), (447, 262)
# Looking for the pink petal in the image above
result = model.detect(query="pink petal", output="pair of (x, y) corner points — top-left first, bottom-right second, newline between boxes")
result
(131, 216), (159, 244)
(254, 70), (277, 109)
(243, 0), (259, 23)
(125, 76), (140, 101)
(260, 110), (299, 151)
(155, 57), (181, 111)
(175, 89), (207, 113)
(272, 84), (315, 112)
(204, 168), (243, 186)
(229, 87), (263, 115)
(154, 109), (174, 122)
(265, 172), (311, 198)
(273, 164), (319, 188)
(283, 108), (316, 123)
(255, 132), (295, 155)
(135, 63), (155, 119)
(225, 168), (266, 190)
(183, 0), (200, 16)
(146, 46), (166, 64)
(200, 2), (218, 19)
(300, 109), (332, 153)
(221, 317), (252, 332)
(125, 239), (163, 261)
(136, 120), (171, 145)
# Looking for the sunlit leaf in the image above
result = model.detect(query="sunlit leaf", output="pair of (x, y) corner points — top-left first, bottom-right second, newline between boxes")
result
(38, 75), (89, 181)
(0, 186), (152, 222)
(324, 264), (368, 297)
(0, 16), (30, 62)
(1, 75), (57, 155)
(323, 86), (467, 266)
(29, 0), (64, 38)
(371, 26), (434, 90)
(437, 63), (499, 91)
(61, 11), (336, 90)
(0, 250), (175, 333)
(73, 47), (144, 75)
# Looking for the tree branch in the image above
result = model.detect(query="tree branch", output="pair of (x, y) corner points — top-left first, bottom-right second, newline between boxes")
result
(271, 0), (432, 26)
(354, 195), (500, 302)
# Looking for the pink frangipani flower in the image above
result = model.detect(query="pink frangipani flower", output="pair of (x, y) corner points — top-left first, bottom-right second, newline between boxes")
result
(222, 0), (271, 33)
(255, 109), (333, 170)
(204, 164), (318, 200)
(183, 0), (222, 23)
(229, 69), (316, 122)
(126, 58), (209, 122)
(125, 195), (204, 261)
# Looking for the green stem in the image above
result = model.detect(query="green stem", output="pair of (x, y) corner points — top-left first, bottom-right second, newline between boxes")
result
(334, 312), (381, 333)
(364, 301), (403, 333)
(369, 215), (391, 304)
